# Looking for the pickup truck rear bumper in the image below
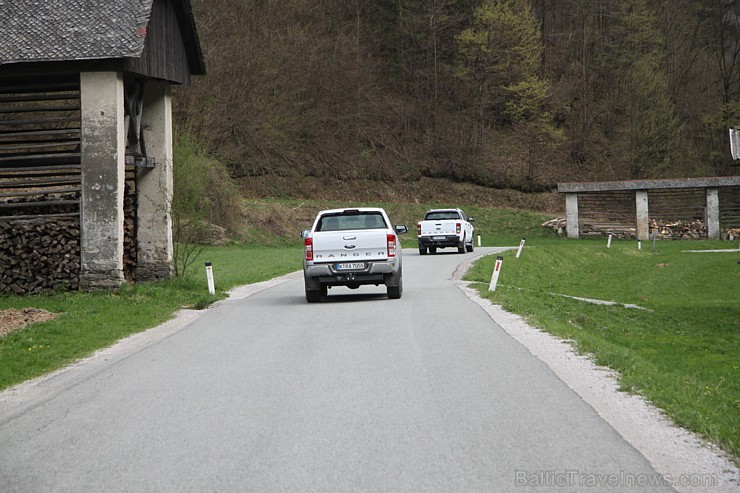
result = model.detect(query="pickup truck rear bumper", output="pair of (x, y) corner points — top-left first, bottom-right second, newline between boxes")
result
(305, 260), (400, 288)
(418, 235), (461, 248)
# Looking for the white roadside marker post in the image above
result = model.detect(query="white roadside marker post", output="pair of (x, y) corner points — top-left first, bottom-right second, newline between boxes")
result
(516, 238), (526, 258)
(607, 234), (613, 248)
(489, 256), (504, 292)
(638, 241), (642, 250)
(478, 235), (481, 247)
(205, 262), (216, 295)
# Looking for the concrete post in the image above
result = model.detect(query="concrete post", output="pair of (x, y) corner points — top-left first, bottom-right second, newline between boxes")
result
(79, 72), (125, 289)
(565, 193), (579, 238)
(136, 81), (175, 281)
(635, 190), (649, 241)
(706, 188), (720, 240)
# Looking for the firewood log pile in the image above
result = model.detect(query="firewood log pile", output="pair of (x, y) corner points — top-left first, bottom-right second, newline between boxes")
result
(540, 218), (614, 236)
(123, 192), (137, 281)
(542, 217), (727, 239)
(541, 218), (566, 235)
(650, 219), (707, 239)
(0, 217), (80, 294)
(0, 188), (137, 294)
(727, 228), (740, 240)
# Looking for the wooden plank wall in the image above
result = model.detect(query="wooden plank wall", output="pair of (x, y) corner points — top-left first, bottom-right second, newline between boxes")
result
(577, 191), (636, 236)
(648, 189), (706, 223)
(0, 78), (82, 219)
(719, 188), (740, 230)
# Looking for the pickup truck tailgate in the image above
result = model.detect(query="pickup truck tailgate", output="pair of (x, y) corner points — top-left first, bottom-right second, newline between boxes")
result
(420, 220), (457, 236)
(312, 230), (389, 262)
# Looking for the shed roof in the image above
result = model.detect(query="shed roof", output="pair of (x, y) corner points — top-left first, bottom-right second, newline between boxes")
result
(0, 0), (205, 74)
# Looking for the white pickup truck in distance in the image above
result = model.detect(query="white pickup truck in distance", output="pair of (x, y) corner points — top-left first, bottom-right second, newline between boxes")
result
(301, 208), (408, 302)
(417, 208), (475, 255)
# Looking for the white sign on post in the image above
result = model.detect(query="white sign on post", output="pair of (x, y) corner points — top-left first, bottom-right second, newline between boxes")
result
(730, 128), (740, 160)
(489, 256), (504, 291)
(516, 238), (526, 258)
(205, 262), (215, 295)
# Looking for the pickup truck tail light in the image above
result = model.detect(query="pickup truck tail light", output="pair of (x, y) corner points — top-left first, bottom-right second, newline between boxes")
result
(456, 222), (461, 234)
(304, 237), (313, 261)
(387, 234), (397, 257)
(417, 223), (421, 236)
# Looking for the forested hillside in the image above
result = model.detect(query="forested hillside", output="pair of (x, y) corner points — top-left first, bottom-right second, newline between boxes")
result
(174, 0), (740, 193)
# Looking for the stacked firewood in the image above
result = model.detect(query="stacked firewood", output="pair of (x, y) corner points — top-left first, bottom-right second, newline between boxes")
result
(0, 217), (80, 294)
(540, 218), (622, 236)
(541, 218), (566, 235)
(650, 219), (707, 239)
(123, 192), (137, 281)
(542, 217), (714, 239)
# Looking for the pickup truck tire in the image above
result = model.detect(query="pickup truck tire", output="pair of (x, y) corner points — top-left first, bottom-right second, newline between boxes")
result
(419, 246), (428, 255)
(429, 246), (437, 254)
(466, 235), (474, 252)
(458, 235), (466, 254)
(304, 276), (324, 303)
(386, 268), (403, 299)
(305, 289), (321, 303)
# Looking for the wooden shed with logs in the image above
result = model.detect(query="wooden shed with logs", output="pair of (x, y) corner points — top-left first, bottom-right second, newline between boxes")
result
(0, 0), (205, 294)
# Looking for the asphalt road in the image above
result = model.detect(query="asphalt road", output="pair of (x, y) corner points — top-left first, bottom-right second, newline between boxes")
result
(0, 248), (675, 492)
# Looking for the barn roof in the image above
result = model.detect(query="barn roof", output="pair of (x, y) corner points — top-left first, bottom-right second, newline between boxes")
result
(0, 0), (205, 75)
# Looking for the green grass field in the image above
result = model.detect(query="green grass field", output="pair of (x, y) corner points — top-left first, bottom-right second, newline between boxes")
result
(464, 238), (739, 460)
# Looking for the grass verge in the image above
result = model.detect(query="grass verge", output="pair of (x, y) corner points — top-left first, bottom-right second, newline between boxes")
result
(464, 238), (739, 462)
(0, 245), (301, 391)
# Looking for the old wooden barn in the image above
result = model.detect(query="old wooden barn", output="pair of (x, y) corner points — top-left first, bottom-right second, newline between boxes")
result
(0, 0), (205, 293)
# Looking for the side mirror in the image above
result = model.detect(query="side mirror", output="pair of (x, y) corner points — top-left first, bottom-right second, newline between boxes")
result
(300, 229), (311, 239)
(468, 217), (475, 223)
(395, 225), (408, 234)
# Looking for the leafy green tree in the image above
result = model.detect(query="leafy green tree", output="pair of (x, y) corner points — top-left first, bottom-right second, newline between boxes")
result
(604, 0), (680, 179)
(692, 0), (740, 174)
(456, 0), (557, 141)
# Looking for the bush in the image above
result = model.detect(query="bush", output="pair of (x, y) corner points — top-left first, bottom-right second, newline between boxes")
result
(172, 132), (243, 274)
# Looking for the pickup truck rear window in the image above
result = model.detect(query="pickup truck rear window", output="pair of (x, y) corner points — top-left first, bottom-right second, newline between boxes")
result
(424, 211), (461, 221)
(316, 212), (388, 231)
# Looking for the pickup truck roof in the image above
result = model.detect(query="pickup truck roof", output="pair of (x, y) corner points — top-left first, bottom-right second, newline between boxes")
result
(423, 209), (464, 221)
(317, 207), (386, 214)
(313, 208), (390, 232)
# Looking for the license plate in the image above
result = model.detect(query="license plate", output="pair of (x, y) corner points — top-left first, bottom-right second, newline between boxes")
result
(336, 262), (365, 271)
(432, 236), (446, 240)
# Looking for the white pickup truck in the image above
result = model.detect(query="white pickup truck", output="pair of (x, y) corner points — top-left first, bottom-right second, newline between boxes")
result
(301, 208), (408, 302)
(417, 208), (475, 255)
